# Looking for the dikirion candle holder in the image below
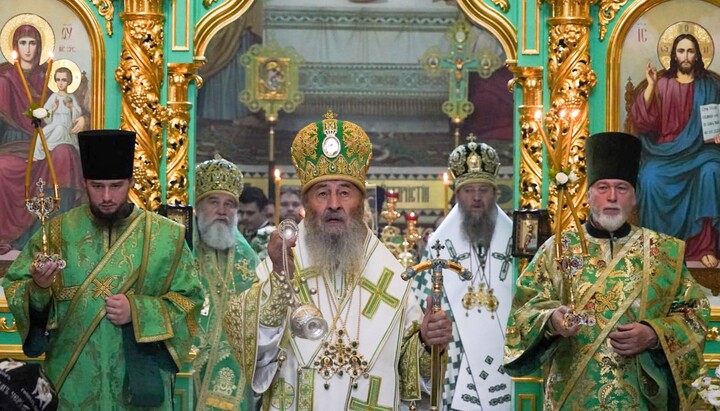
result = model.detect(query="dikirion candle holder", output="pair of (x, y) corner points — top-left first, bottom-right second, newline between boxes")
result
(12, 48), (65, 271)
(26, 179), (66, 270)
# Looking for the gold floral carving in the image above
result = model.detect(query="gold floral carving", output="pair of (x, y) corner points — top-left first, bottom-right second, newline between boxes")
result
(203, 0), (220, 8)
(508, 62), (544, 212)
(90, 0), (116, 36)
(594, 0), (629, 41)
(166, 62), (203, 206)
(0, 317), (16, 333)
(546, 2), (596, 232)
(116, 1), (168, 211)
(490, 0), (510, 13)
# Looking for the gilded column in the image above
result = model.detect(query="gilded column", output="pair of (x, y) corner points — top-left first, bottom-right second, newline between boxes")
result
(166, 63), (203, 206)
(545, 1), (596, 231)
(508, 63), (544, 211)
(116, 0), (167, 210)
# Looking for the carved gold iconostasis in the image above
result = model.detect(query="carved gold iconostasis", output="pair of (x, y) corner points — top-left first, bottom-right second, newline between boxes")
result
(1, 0), (720, 410)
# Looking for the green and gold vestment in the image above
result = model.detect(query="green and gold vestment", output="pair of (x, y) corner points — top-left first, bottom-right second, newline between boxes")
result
(3, 205), (204, 410)
(223, 224), (430, 411)
(193, 231), (258, 410)
(504, 224), (709, 410)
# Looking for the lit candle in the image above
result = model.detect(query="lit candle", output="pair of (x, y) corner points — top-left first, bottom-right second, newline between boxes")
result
(442, 172), (449, 216)
(274, 168), (281, 226)
(41, 52), (54, 105)
(11, 50), (33, 104)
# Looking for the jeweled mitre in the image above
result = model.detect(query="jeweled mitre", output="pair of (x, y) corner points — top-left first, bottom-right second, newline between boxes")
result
(448, 135), (500, 190)
(195, 154), (244, 202)
(291, 110), (373, 193)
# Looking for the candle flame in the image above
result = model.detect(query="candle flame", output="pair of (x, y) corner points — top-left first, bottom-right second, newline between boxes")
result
(534, 110), (542, 121)
(274, 168), (281, 182)
(49, 51), (54, 59)
(11, 50), (17, 61)
(571, 109), (580, 119)
(443, 172), (449, 185)
(559, 108), (567, 118)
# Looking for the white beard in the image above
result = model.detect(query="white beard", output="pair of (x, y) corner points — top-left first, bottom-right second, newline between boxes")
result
(591, 208), (630, 232)
(197, 211), (238, 250)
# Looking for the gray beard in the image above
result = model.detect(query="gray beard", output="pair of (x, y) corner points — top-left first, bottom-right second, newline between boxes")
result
(459, 203), (498, 249)
(590, 207), (629, 233)
(304, 206), (368, 280)
(197, 211), (238, 250)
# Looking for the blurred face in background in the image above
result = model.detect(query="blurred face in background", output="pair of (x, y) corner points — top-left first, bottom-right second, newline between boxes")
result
(238, 202), (265, 233)
(279, 191), (303, 223)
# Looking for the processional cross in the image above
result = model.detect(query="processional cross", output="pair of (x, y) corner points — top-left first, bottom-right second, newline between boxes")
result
(422, 17), (479, 147)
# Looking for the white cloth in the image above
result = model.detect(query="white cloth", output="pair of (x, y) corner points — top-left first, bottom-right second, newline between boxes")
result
(414, 204), (514, 410)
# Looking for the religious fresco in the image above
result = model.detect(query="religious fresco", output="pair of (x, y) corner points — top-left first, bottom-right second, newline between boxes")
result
(0, 4), (92, 261)
(618, 0), (720, 298)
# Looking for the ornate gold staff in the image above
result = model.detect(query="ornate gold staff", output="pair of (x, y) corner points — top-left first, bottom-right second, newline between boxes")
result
(531, 108), (590, 327)
(401, 240), (472, 411)
(11, 49), (65, 270)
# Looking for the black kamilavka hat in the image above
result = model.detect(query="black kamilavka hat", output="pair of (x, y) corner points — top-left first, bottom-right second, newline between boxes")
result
(585, 132), (641, 187)
(78, 130), (136, 180)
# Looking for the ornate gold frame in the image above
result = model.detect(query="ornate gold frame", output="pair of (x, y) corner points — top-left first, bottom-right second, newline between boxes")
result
(61, 0), (106, 130)
(605, 0), (720, 130)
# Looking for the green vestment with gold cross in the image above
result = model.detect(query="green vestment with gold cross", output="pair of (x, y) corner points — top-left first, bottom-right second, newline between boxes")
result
(223, 223), (431, 411)
(503, 224), (709, 410)
(3, 204), (204, 410)
(193, 231), (259, 410)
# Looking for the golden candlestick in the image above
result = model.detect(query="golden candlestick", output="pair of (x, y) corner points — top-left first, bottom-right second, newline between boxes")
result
(13, 48), (64, 270)
(533, 107), (592, 328)
(380, 189), (403, 257)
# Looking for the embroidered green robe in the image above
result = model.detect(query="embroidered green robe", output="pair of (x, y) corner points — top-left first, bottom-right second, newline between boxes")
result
(3, 205), (204, 410)
(504, 225), (709, 410)
(193, 232), (259, 410)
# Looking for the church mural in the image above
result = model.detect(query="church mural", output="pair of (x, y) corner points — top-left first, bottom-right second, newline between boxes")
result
(618, 0), (720, 297)
(0, 4), (92, 262)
